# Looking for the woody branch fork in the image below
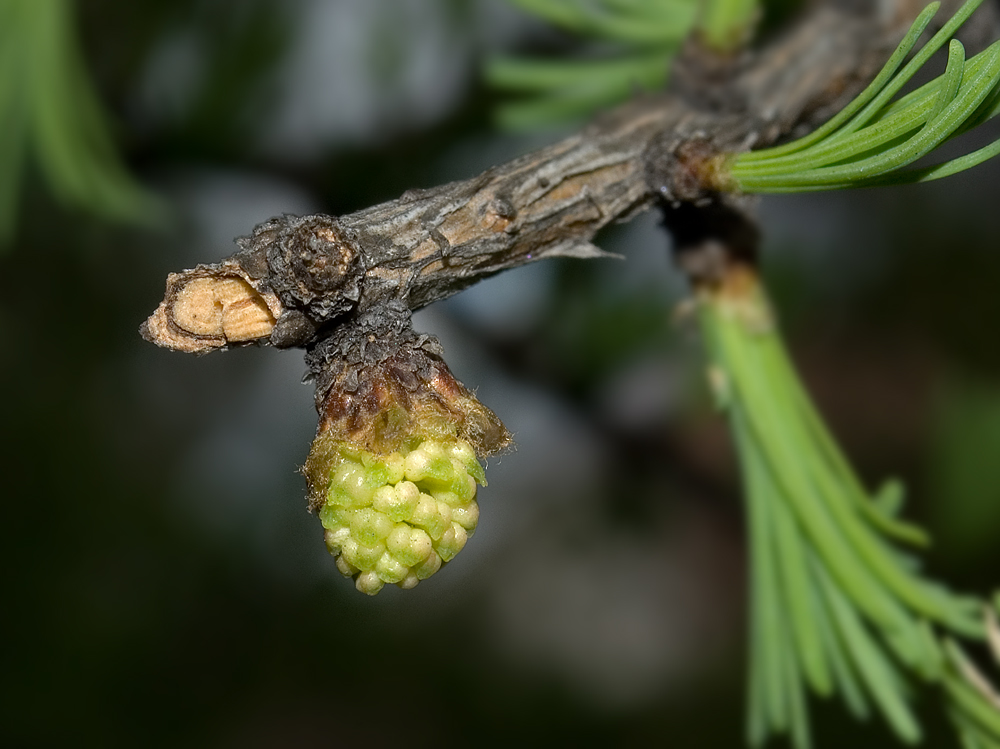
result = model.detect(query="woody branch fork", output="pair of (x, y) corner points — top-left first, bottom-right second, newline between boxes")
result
(141, 0), (984, 504)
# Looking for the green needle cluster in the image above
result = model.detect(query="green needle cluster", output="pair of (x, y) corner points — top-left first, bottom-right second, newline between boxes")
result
(506, 0), (699, 44)
(0, 0), (162, 245)
(698, 268), (993, 749)
(318, 437), (486, 595)
(728, 0), (1000, 193)
(486, 0), (768, 129)
(943, 631), (1000, 749)
(699, 0), (761, 51)
(486, 0), (700, 130)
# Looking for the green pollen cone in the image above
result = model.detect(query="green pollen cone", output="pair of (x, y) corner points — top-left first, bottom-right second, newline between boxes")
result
(314, 435), (485, 595)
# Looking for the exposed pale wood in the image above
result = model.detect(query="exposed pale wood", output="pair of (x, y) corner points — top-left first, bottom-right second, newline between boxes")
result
(142, 261), (283, 354)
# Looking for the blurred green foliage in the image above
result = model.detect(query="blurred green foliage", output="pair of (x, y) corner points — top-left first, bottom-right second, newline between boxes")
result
(485, 0), (698, 131)
(929, 375), (1000, 562)
(0, 0), (163, 246)
(485, 0), (775, 131)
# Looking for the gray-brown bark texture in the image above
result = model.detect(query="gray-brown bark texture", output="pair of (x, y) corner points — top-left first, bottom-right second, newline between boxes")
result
(140, 0), (986, 455)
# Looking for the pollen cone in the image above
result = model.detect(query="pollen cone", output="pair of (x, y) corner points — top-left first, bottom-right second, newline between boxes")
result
(303, 328), (511, 595)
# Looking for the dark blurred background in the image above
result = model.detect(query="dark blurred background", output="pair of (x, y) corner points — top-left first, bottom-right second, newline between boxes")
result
(2, 1), (999, 747)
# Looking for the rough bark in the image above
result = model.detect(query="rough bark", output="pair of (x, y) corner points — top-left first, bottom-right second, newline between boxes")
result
(140, 0), (984, 450)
